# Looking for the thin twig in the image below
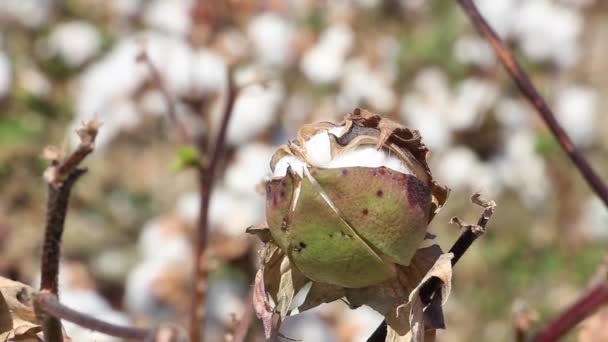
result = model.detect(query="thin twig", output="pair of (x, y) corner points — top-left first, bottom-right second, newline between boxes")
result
(231, 291), (255, 342)
(37, 291), (153, 340)
(37, 121), (100, 342)
(136, 51), (190, 143)
(367, 194), (496, 342)
(455, 0), (608, 207)
(190, 66), (238, 342)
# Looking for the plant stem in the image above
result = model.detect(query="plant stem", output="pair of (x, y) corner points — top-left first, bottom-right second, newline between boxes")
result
(190, 67), (237, 342)
(455, 0), (608, 207)
(37, 291), (152, 340)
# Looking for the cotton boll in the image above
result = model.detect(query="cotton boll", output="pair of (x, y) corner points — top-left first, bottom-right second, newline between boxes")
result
(0, 52), (11, 98)
(453, 35), (496, 68)
(448, 78), (499, 130)
(143, 35), (196, 97)
(554, 85), (598, 146)
(400, 94), (452, 151)
(0, 0), (53, 28)
(300, 24), (354, 84)
(498, 131), (549, 206)
(515, 0), (582, 67)
(495, 97), (532, 130)
(225, 143), (275, 195)
(273, 155), (307, 177)
(328, 146), (411, 174)
(208, 187), (265, 236)
(138, 217), (192, 263)
(74, 35), (148, 137)
(436, 147), (480, 190)
(190, 48), (227, 95)
(304, 131), (334, 167)
(143, 0), (193, 36)
(46, 21), (101, 67)
(248, 13), (295, 67)
(224, 79), (284, 145)
(337, 58), (397, 113)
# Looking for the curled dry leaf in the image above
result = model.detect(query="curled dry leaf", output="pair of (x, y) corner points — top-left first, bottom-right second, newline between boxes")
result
(0, 277), (42, 341)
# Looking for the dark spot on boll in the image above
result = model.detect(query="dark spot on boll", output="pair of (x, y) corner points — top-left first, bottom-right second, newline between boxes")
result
(299, 242), (307, 248)
(280, 191), (286, 198)
(342, 169), (348, 176)
(406, 175), (432, 212)
(378, 168), (386, 175)
(328, 233), (334, 238)
(362, 208), (369, 215)
(376, 189), (384, 197)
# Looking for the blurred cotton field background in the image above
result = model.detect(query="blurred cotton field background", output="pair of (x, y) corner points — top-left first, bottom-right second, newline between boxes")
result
(0, 0), (607, 341)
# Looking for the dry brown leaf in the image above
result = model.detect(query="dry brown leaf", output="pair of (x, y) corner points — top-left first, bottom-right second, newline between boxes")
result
(254, 244), (310, 339)
(0, 277), (43, 341)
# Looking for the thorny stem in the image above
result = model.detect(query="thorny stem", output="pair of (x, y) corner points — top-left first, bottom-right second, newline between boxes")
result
(529, 284), (608, 342)
(367, 194), (496, 342)
(456, 0), (608, 207)
(190, 67), (237, 342)
(136, 51), (190, 143)
(37, 291), (152, 340)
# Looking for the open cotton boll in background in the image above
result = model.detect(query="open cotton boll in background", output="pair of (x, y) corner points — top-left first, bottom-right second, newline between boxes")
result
(224, 143), (274, 195)
(45, 21), (102, 67)
(514, 0), (582, 67)
(248, 13), (295, 67)
(221, 70), (284, 145)
(177, 188), (264, 237)
(138, 217), (192, 264)
(0, 52), (11, 98)
(300, 24), (354, 84)
(448, 78), (499, 130)
(453, 35), (496, 68)
(0, 0), (54, 28)
(143, 0), (193, 37)
(497, 131), (550, 207)
(554, 85), (598, 147)
(337, 57), (397, 113)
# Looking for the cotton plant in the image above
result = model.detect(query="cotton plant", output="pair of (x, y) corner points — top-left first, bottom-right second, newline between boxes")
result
(245, 109), (495, 341)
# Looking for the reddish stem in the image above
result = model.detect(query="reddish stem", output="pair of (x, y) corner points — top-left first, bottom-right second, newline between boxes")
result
(190, 67), (237, 342)
(455, 0), (608, 207)
(530, 284), (608, 342)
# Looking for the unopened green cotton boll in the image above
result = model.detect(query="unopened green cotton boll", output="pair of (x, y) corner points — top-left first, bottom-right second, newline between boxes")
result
(259, 108), (449, 288)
